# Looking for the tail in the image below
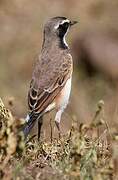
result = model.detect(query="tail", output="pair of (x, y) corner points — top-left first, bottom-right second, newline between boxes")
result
(22, 113), (39, 139)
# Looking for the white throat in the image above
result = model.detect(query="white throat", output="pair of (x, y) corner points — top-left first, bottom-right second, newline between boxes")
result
(62, 27), (69, 47)
(63, 34), (68, 47)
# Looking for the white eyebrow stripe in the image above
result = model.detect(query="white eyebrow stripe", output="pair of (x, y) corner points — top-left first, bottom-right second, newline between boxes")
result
(60, 19), (70, 24)
(54, 19), (70, 29)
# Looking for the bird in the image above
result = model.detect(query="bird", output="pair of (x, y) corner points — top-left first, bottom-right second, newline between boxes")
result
(23, 16), (77, 140)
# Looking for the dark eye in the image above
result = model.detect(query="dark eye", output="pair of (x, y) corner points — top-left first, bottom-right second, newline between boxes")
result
(58, 22), (69, 38)
(59, 22), (69, 29)
(63, 22), (69, 28)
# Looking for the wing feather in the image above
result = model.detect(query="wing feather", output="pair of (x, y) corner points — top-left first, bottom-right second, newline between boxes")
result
(28, 52), (72, 121)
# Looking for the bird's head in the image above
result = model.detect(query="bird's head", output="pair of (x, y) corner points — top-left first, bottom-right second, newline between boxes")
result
(43, 17), (78, 48)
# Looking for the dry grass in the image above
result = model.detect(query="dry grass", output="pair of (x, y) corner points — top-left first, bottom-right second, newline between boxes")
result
(0, 98), (117, 180)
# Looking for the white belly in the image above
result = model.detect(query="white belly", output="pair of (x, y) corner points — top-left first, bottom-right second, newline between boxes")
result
(45, 77), (72, 114)
(56, 77), (72, 110)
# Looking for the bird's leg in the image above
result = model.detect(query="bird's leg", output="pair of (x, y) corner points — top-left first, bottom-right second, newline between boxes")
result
(55, 121), (61, 138)
(55, 109), (63, 139)
(38, 116), (43, 141)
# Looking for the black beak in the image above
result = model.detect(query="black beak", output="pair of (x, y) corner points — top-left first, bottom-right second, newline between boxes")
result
(70, 20), (78, 26)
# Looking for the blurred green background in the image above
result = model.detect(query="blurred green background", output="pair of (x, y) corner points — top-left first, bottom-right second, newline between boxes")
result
(0, 0), (118, 135)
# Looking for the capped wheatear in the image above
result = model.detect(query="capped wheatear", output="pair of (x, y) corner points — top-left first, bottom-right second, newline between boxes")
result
(23, 16), (77, 139)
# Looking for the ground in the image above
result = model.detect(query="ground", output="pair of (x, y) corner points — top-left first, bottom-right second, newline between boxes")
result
(0, 99), (117, 180)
